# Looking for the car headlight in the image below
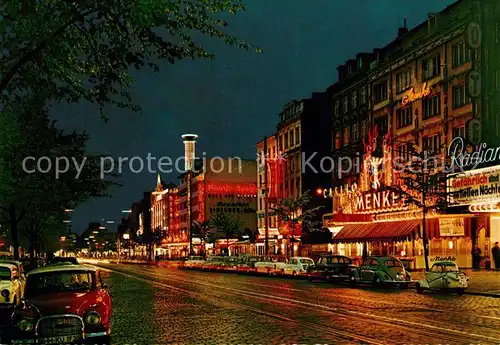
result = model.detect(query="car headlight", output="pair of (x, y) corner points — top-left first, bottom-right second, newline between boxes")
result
(17, 318), (34, 332)
(1, 289), (10, 298)
(85, 311), (101, 325)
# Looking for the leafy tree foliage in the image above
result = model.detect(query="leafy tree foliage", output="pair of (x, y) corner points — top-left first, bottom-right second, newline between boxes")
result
(209, 213), (242, 255)
(0, 0), (259, 119)
(0, 96), (115, 260)
(271, 191), (323, 257)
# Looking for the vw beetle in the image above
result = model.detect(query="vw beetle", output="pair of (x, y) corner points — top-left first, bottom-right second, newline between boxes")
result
(416, 261), (468, 295)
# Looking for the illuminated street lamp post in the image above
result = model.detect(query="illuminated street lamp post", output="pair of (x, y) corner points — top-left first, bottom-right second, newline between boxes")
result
(182, 133), (198, 256)
(60, 236), (66, 257)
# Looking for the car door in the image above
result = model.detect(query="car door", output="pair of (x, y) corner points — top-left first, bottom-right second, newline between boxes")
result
(361, 259), (378, 282)
(427, 264), (444, 289)
(286, 258), (296, 274)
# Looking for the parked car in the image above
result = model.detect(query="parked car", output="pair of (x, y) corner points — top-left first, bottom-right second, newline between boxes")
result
(219, 256), (239, 272)
(350, 256), (411, 288)
(0, 260), (26, 294)
(236, 255), (261, 274)
(179, 256), (205, 270)
(255, 256), (287, 275)
(416, 261), (468, 295)
(3, 264), (111, 345)
(307, 255), (357, 282)
(282, 257), (315, 276)
(0, 263), (23, 308)
(201, 256), (225, 271)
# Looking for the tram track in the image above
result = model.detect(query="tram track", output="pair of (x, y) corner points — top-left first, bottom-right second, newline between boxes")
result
(101, 264), (500, 344)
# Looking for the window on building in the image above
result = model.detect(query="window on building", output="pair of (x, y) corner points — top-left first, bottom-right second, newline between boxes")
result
(423, 133), (442, 155)
(343, 96), (348, 113)
(452, 84), (471, 109)
(290, 128), (295, 147)
(452, 41), (471, 68)
(295, 127), (300, 145)
(284, 133), (289, 150)
(422, 94), (441, 119)
(279, 135), (283, 152)
(375, 116), (388, 135)
(452, 126), (465, 139)
(360, 86), (367, 104)
(422, 53), (441, 80)
(397, 143), (412, 162)
(396, 69), (412, 93)
(343, 126), (349, 145)
(352, 122), (359, 142)
(334, 100), (340, 117)
(374, 81), (388, 103)
(335, 131), (341, 150)
(361, 119), (367, 139)
(352, 91), (357, 108)
(358, 58), (363, 68)
(396, 106), (413, 129)
(495, 69), (500, 91)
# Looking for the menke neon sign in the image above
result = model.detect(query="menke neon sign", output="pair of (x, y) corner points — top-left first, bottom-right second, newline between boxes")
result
(401, 82), (431, 106)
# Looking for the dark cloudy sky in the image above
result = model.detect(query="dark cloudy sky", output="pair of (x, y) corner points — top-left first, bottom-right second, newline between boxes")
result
(53, 0), (456, 233)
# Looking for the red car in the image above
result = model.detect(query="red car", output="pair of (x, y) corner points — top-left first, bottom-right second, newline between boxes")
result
(3, 264), (111, 344)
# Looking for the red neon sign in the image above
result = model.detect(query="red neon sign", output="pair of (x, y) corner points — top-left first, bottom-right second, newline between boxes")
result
(206, 183), (257, 195)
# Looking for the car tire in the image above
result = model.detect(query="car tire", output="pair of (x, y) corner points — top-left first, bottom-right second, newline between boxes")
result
(292, 271), (297, 277)
(456, 288), (465, 296)
(416, 283), (424, 294)
(349, 273), (357, 286)
(372, 275), (382, 287)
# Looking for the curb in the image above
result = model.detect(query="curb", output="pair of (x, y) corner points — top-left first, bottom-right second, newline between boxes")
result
(463, 291), (500, 298)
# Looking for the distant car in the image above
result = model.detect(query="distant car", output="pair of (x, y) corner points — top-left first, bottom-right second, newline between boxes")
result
(307, 255), (357, 282)
(47, 256), (79, 265)
(350, 256), (411, 288)
(179, 256), (205, 270)
(0, 263), (23, 308)
(4, 264), (111, 345)
(416, 261), (468, 295)
(236, 255), (260, 274)
(201, 256), (225, 271)
(255, 256), (287, 275)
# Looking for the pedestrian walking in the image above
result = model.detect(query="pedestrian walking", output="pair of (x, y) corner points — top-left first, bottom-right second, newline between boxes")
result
(472, 245), (481, 270)
(492, 242), (500, 270)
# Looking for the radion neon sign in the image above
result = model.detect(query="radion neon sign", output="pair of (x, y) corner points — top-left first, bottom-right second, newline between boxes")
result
(448, 137), (500, 169)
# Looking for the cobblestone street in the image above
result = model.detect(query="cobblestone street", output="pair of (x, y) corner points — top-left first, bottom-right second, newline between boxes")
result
(100, 263), (500, 345)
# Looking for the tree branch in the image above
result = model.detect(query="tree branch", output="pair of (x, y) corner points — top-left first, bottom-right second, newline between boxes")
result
(0, 8), (97, 93)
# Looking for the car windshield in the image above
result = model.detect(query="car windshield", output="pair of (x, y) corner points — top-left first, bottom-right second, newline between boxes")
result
(300, 259), (314, 264)
(0, 267), (11, 280)
(442, 263), (459, 272)
(25, 271), (94, 297)
(385, 260), (403, 267)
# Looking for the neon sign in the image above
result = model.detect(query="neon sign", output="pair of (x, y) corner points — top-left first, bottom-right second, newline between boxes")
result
(206, 183), (257, 195)
(448, 137), (500, 169)
(401, 82), (431, 106)
(355, 191), (400, 211)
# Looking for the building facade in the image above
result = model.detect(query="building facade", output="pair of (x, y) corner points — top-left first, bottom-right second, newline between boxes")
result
(323, 0), (489, 269)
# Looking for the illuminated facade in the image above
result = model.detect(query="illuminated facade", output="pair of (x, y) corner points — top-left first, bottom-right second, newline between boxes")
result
(162, 158), (257, 257)
(324, 0), (494, 269)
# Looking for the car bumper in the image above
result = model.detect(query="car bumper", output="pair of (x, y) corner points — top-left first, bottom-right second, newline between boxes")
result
(8, 330), (110, 345)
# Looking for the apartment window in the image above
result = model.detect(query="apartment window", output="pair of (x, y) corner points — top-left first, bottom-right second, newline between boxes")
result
(279, 135), (283, 152)
(396, 106), (413, 129)
(352, 91), (357, 108)
(361, 119), (367, 139)
(333, 100), (339, 117)
(422, 54), (441, 80)
(374, 81), (388, 103)
(358, 58), (363, 68)
(452, 126), (465, 139)
(335, 131), (341, 150)
(284, 133), (289, 150)
(452, 84), (471, 109)
(452, 41), (471, 68)
(375, 116), (388, 135)
(422, 94), (441, 119)
(290, 128), (295, 147)
(423, 133), (442, 154)
(396, 69), (412, 93)
(343, 127), (349, 144)
(352, 122), (359, 142)
(295, 127), (300, 145)
(398, 143), (412, 162)
(343, 96), (348, 113)
(360, 86), (367, 104)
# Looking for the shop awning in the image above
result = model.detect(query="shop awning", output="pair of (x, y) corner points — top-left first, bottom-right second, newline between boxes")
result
(333, 219), (421, 243)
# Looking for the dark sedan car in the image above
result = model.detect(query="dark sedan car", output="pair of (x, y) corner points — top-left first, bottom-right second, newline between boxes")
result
(307, 255), (357, 282)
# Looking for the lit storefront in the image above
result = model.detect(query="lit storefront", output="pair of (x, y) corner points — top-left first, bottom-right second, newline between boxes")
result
(324, 130), (476, 269)
(448, 162), (500, 268)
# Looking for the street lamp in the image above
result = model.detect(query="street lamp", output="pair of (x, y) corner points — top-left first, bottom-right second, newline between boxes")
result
(60, 236), (66, 257)
(182, 133), (198, 256)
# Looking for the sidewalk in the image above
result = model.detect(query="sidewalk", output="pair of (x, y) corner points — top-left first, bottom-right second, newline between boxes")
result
(411, 269), (500, 297)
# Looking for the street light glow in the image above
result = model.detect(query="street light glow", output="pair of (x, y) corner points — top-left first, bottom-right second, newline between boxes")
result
(106, 220), (115, 224)
(65, 209), (74, 212)
(99, 226), (106, 230)
(63, 220), (71, 223)
(122, 209), (131, 213)
(60, 236), (66, 241)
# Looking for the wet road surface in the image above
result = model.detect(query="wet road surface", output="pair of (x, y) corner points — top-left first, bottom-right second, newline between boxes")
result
(99, 263), (500, 345)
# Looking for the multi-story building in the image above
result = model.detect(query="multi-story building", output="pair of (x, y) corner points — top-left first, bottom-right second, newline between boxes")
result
(324, 0), (494, 269)
(162, 158), (257, 257)
(256, 94), (333, 256)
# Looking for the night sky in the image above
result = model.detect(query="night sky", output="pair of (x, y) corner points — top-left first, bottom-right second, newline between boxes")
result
(52, 0), (456, 234)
